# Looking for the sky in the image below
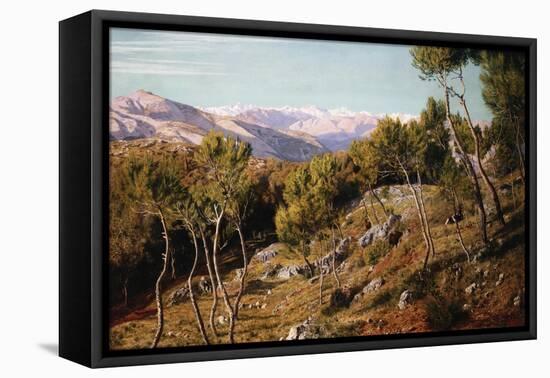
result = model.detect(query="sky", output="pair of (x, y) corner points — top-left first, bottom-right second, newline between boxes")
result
(110, 28), (493, 120)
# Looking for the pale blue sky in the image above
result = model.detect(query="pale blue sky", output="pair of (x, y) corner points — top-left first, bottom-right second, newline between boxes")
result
(110, 28), (492, 120)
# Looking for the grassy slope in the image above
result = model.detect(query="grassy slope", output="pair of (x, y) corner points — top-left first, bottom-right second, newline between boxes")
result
(110, 143), (526, 350)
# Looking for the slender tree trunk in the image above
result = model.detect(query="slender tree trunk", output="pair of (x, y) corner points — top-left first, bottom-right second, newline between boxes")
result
(319, 239), (324, 305)
(122, 275), (128, 308)
(416, 170), (435, 257)
(331, 227), (341, 288)
(400, 164), (431, 269)
(211, 208), (235, 344)
(513, 118), (526, 182)
(369, 184), (388, 218)
(170, 249), (176, 280)
(460, 96), (505, 226)
(200, 228), (219, 338)
(451, 189), (470, 263)
(361, 198), (372, 230)
(151, 208), (170, 349)
(232, 224), (248, 320)
(442, 84), (489, 246)
(369, 191), (380, 224)
(188, 229), (209, 345)
(301, 240), (315, 278)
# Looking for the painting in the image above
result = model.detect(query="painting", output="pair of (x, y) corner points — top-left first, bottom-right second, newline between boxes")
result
(107, 27), (528, 351)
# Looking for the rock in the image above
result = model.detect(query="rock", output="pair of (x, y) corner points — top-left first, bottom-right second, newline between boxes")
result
(358, 214), (402, 247)
(465, 282), (477, 295)
(463, 303), (472, 311)
(398, 289), (414, 310)
(261, 303), (267, 309)
(277, 265), (303, 279)
(286, 318), (321, 340)
(168, 286), (189, 306)
(267, 289), (272, 295)
(261, 263), (282, 280)
(198, 276), (212, 295)
(216, 315), (227, 325)
(513, 295), (522, 307)
(255, 247), (278, 263)
(496, 273), (504, 286)
(363, 277), (385, 294)
(234, 268), (244, 281)
(255, 301), (261, 308)
(329, 287), (354, 308)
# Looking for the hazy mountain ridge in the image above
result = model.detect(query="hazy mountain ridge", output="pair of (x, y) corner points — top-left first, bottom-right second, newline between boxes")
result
(203, 104), (419, 150)
(109, 90), (328, 161)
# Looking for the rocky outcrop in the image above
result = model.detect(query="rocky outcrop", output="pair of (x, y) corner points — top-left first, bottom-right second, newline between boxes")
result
(398, 289), (414, 310)
(277, 265), (304, 279)
(358, 214), (402, 248)
(314, 236), (352, 274)
(285, 318), (322, 340)
(255, 247), (278, 263)
(168, 286), (189, 306)
(198, 276), (212, 295)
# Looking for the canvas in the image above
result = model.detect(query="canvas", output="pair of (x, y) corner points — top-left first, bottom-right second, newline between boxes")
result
(59, 10), (536, 367)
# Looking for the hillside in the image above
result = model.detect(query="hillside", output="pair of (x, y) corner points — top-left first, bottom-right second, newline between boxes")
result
(110, 90), (328, 161)
(109, 140), (525, 349)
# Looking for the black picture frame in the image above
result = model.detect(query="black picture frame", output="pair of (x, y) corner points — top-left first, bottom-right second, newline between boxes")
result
(59, 9), (537, 368)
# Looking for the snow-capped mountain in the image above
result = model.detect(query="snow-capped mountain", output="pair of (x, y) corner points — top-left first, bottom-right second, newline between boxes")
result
(110, 90), (328, 161)
(203, 104), (419, 150)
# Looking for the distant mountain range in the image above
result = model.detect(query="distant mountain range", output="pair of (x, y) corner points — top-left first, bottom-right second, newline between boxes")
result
(109, 90), (418, 161)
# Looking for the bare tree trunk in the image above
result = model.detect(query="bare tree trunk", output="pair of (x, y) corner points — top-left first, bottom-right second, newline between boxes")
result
(416, 170), (436, 257)
(188, 230), (209, 345)
(301, 240), (315, 278)
(200, 228), (219, 338)
(361, 198), (372, 230)
(443, 84), (489, 246)
(331, 227), (340, 288)
(400, 164), (431, 269)
(513, 118), (526, 182)
(451, 189), (470, 263)
(122, 275), (128, 308)
(319, 239), (324, 305)
(211, 208), (235, 344)
(170, 249), (176, 280)
(460, 96), (505, 226)
(368, 191), (380, 224)
(369, 184), (388, 218)
(232, 224), (248, 320)
(151, 208), (170, 349)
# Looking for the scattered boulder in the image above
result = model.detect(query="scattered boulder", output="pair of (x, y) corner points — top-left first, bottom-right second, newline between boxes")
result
(255, 246), (278, 263)
(496, 273), (505, 286)
(465, 282), (477, 295)
(234, 268), (244, 281)
(513, 295), (522, 307)
(277, 265), (304, 279)
(198, 276), (212, 295)
(363, 277), (384, 294)
(168, 286), (189, 306)
(398, 289), (414, 310)
(358, 214), (402, 248)
(216, 315), (227, 325)
(285, 318), (322, 340)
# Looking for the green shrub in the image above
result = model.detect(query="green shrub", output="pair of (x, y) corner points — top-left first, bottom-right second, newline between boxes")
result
(425, 295), (467, 330)
(364, 240), (390, 266)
